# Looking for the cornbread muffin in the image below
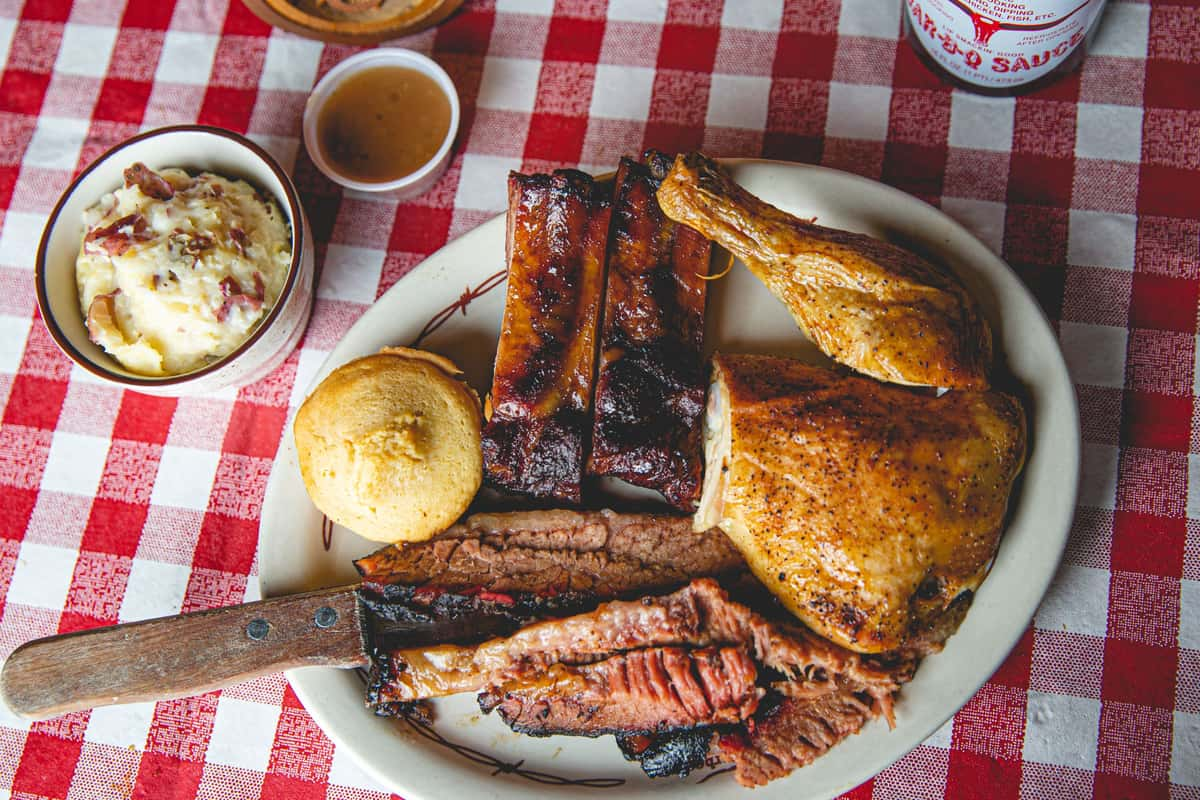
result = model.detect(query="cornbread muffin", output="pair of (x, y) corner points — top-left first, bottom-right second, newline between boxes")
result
(294, 347), (482, 542)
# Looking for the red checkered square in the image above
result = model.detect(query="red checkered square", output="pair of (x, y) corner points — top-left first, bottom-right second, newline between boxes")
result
(181, 567), (248, 613)
(221, 0), (272, 35)
(146, 694), (219, 762)
(657, 24), (720, 73)
(1004, 204), (1069, 266)
(266, 706), (335, 783)
(700, 127), (763, 158)
(524, 112), (588, 163)
(260, 773), (327, 800)
(1139, 165), (1200, 220)
(1148, 5), (1200, 63)
(198, 85), (257, 131)
(1130, 275), (1200, 335)
(81, 498), (148, 559)
(0, 70), (52, 115)
(1117, 447), (1188, 518)
(665, 0), (720, 25)
(1107, 571), (1182, 649)
(21, 0), (72, 21)
(0, 424), (52, 489)
(1112, 511), (1186, 579)
(950, 683), (1027, 761)
(112, 393), (178, 445)
(820, 138), (884, 179)
(1137, 216), (1200, 279)
(96, 439), (162, 506)
(1080, 55), (1146, 107)
(1096, 702), (1173, 781)
(1013, 99), (1077, 158)
(221, 403), (287, 460)
(133, 751), (206, 798)
(63, 549), (131, 624)
(11, 731), (83, 798)
(773, 31), (836, 80)
(1031, 630), (1104, 699)
(192, 513), (258, 575)
(93, 77), (152, 124)
(992, 626), (1035, 689)
(1008, 154), (1074, 208)
(884, 142), (947, 202)
(388, 204), (454, 255)
(535, 60), (596, 117)
(1071, 159), (1139, 214)
(1142, 109), (1200, 171)
(945, 751), (1022, 800)
(544, 15), (604, 63)
(122, 0), (177, 29)
(1062, 266), (1131, 327)
(1122, 391), (1192, 451)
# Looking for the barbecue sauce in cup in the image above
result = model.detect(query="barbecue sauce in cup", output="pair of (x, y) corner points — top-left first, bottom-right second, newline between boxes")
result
(316, 65), (452, 184)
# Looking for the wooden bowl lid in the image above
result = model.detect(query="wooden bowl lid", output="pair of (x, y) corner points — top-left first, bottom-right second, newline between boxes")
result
(241, 0), (465, 45)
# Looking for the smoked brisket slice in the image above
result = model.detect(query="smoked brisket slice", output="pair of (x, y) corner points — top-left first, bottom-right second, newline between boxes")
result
(588, 151), (714, 509)
(481, 170), (611, 503)
(479, 646), (762, 736)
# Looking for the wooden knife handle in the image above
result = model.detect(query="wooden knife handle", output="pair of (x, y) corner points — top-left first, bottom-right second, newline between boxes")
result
(0, 585), (367, 721)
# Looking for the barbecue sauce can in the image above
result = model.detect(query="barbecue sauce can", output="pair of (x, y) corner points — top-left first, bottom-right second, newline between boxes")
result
(901, 0), (1107, 95)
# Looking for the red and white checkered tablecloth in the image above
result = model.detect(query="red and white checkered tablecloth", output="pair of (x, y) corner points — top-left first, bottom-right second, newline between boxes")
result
(0, 0), (1196, 797)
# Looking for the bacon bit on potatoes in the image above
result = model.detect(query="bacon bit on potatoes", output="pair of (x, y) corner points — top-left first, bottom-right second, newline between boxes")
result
(215, 275), (263, 322)
(83, 214), (153, 256)
(123, 162), (176, 200)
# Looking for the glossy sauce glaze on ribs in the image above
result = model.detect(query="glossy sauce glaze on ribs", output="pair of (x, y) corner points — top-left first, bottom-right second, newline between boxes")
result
(587, 151), (715, 509)
(481, 170), (611, 503)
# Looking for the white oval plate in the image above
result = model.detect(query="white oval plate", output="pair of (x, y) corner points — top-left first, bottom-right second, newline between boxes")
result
(259, 160), (1080, 799)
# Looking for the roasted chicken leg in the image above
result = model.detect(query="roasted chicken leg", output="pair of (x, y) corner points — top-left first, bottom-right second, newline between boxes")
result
(657, 153), (992, 390)
(697, 353), (1026, 653)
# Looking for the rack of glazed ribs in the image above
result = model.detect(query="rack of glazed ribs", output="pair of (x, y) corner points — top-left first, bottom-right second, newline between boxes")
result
(481, 170), (611, 503)
(587, 151), (717, 510)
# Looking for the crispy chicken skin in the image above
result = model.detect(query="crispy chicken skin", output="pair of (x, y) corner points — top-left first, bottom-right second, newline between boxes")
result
(481, 170), (611, 503)
(696, 354), (1026, 653)
(656, 153), (993, 390)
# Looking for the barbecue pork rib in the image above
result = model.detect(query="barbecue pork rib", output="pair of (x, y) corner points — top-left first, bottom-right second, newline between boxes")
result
(698, 353), (1026, 654)
(656, 152), (992, 390)
(481, 170), (612, 503)
(587, 151), (716, 509)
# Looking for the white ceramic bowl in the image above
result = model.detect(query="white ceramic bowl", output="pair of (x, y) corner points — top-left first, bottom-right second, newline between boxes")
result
(302, 48), (460, 199)
(36, 125), (315, 397)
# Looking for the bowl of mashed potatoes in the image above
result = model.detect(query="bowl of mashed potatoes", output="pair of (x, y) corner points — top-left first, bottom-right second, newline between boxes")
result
(36, 125), (315, 396)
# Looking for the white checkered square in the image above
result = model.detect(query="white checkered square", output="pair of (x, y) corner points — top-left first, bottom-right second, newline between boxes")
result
(838, 0), (900, 38)
(496, 0), (554, 13)
(318, 244), (386, 305)
(1091, 2), (1150, 58)
(39, 432), (109, 498)
(1076, 104), (1143, 163)
(119, 559), (190, 622)
(477, 56), (542, 113)
(454, 153), (520, 213)
(154, 30), (219, 86)
(0, 17), (15, 72)
(54, 23), (118, 77)
(1080, 442), (1120, 510)
(923, 716), (955, 749)
(0, 313), (31, 374)
(150, 445), (221, 511)
(23, 116), (89, 170)
(1059, 321), (1128, 389)
(590, 64), (655, 120)
(1035, 564), (1112, 637)
(258, 34), (323, 92)
(84, 701), (155, 749)
(722, 0), (783, 31)
(825, 82), (891, 141)
(0, 212), (46, 271)
(1189, 455), (1200, 521)
(1069, 210), (1137, 270)
(940, 198), (1006, 255)
(1023, 691), (1102, 769)
(206, 697), (280, 770)
(948, 93), (1015, 152)
(1181, 579), (1200, 650)
(6, 542), (78, 611)
(1173, 712), (1200, 786)
(606, 0), (667, 23)
(706, 73), (771, 130)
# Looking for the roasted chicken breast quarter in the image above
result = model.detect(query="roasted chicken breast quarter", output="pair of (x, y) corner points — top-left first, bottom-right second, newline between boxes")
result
(696, 353), (1026, 653)
(656, 153), (993, 390)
